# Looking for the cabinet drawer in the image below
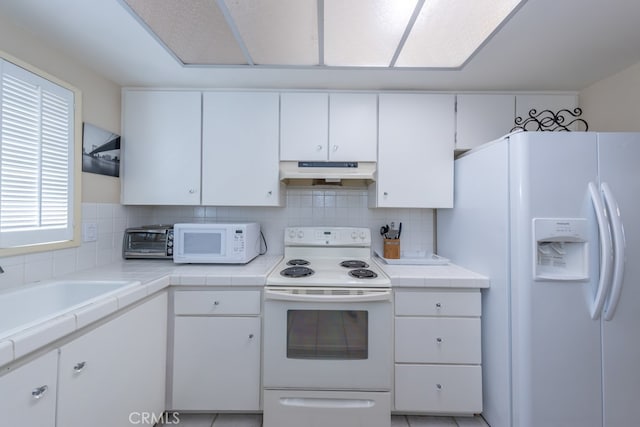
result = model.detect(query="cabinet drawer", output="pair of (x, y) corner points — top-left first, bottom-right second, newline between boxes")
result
(395, 317), (481, 364)
(395, 290), (480, 316)
(174, 290), (261, 315)
(394, 364), (482, 414)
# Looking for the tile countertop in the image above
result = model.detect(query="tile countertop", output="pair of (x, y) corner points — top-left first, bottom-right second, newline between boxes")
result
(0, 254), (488, 368)
(374, 260), (490, 289)
(0, 255), (283, 368)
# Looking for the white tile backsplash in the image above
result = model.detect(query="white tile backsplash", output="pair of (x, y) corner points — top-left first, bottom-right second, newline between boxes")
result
(0, 202), (155, 290)
(0, 190), (434, 289)
(151, 187), (435, 256)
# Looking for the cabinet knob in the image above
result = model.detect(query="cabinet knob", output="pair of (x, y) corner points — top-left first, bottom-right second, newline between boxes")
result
(316, 145), (323, 151)
(436, 337), (443, 344)
(436, 384), (443, 391)
(188, 189), (196, 194)
(435, 302), (442, 309)
(383, 192), (389, 196)
(31, 385), (48, 400)
(332, 145), (338, 152)
(213, 301), (220, 306)
(249, 334), (254, 339)
(73, 361), (87, 373)
(267, 190), (273, 196)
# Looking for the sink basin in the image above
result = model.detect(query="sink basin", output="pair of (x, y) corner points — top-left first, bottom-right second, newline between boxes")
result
(0, 280), (140, 340)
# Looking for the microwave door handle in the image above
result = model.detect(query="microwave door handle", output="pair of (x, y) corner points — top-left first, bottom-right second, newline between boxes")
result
(264, 289), (391, 303)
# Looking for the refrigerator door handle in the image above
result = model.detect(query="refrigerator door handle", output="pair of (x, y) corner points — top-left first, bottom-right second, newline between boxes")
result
(588, 182), (614, 320)
(601, 183), (626, 321)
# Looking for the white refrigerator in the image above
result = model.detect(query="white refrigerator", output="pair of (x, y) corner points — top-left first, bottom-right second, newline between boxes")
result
(437, 132), (640, 427)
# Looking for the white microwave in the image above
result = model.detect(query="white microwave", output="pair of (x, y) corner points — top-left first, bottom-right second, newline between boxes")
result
(173, 223), (261, 264)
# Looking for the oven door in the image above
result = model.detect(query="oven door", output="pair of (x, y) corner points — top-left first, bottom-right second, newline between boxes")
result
(263, 287), (392, 391)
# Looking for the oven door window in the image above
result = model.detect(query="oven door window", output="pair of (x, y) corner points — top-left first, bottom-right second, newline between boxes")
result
(287, 310), (368, 360)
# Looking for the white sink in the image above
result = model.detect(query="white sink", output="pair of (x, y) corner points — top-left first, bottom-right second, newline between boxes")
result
(0, 280), (140, 340)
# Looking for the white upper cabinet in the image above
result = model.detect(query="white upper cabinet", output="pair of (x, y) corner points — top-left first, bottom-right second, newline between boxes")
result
(121, 90), (202, 205)
(280, 92), (329, 161)
(328, 93), (377, 161)
(372, 93), (455, 208)
(455, 94), (515, 151)
(280, 92), (377, 162)
(201, 92), (283, 206)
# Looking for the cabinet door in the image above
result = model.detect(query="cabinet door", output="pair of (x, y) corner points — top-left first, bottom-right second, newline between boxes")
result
(456, 94), (514, 150)
(0, 349), (57, 427)
(515, 94), (579, 130)
(329, 93), (377, 161)
(202, 92), (282, 206)
(122, 90), (202, 205)
(57, 294), (167, 427)
(375, 93), (454, 208)
(172, 316), (261, 411)
(280, 92), (329, 161)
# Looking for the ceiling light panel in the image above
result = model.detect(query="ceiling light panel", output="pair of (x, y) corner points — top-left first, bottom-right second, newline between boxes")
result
(123, 0), (247, 65)
(396, 0), (524, 68)
(224, 0), (318, 66)
(324, 0), (419, 67)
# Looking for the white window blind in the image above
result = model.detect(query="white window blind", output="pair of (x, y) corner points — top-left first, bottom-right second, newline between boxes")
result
(0, 59), (75, 248)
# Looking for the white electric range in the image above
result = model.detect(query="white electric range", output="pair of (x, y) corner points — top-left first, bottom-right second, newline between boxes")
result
(266, 226), (390, 288)
(263, 227), (392, 427)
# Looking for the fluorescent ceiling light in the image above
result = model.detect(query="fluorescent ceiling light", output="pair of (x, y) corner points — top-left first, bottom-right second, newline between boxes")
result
(396, 0), (524, 67)
(123, 0), (246, 65)
(225, 0), (318, 66)
(121, 0), (525, 68)
(324, 0), (419, 67)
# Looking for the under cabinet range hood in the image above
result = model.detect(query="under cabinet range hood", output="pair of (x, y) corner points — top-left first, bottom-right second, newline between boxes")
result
(279, 161), (376, 185)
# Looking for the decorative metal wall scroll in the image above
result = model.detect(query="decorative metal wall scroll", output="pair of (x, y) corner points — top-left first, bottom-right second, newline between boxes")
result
(511, 108), (589, 132)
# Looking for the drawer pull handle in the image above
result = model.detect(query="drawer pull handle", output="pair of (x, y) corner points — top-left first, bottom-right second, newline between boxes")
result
(213, 301), (220, 306)
(32, 385), (48, 399)
(73, 361), (87, 373)
(436, 384), (443, 391)
(435, 303), (442, 309)
(436, 337), (443, 344)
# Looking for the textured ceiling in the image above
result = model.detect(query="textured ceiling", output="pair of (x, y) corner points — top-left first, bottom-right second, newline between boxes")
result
(1, 0), (639, 91)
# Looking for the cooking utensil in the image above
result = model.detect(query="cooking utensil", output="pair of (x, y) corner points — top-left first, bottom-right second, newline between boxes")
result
(380, 224), (390, 238)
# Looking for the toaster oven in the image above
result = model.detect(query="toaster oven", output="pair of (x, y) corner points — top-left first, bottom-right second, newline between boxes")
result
(122, 225), (174, 259)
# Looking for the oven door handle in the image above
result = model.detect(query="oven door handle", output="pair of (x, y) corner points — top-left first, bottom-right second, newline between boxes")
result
(264, 289), (392, 303)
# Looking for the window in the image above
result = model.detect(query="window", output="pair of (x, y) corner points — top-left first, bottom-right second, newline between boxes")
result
(0, 56), (80, 253)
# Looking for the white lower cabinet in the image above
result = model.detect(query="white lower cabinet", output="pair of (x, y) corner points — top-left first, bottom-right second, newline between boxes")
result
(394, 289), (482, 415)
(171, 289), (261, 411)
(57, 293), (168, 427)
(0, 349), (58, 427)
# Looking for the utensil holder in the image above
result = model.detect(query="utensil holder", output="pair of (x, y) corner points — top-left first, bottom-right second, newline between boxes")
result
(383, 238), (400, 259)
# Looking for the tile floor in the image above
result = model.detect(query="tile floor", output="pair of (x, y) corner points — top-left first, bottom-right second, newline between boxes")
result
(159, 413), (489, 427)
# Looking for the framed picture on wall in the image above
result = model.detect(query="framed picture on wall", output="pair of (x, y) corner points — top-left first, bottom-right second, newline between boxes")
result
(82, 122), (120, 177)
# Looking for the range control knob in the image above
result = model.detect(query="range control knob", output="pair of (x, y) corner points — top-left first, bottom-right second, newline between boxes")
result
(297, 230), (305, 239)
(351, 231), (358, 239)
(288, 229), (296, 239)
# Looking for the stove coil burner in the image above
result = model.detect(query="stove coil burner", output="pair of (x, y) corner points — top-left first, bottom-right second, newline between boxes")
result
(340, 260), (369, 269)
(287, 259), (310, 266)
(348, 268), (378, 279)
(280, 266), (315, 278)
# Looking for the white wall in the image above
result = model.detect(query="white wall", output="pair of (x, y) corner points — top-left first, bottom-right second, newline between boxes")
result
(580, 60), (640, 131)
(0, 12), (122, 204)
